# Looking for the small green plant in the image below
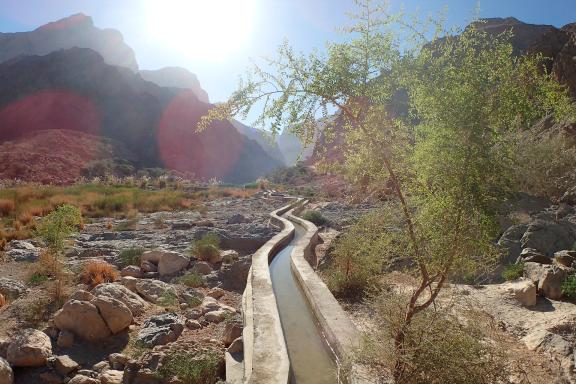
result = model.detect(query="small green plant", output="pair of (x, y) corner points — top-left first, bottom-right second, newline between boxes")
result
(561, 275), (576, 300)
(35, 204), (82, 254)
(501, 263), (525, 281)
(302, 210), (327, 226)
(176, 273), (205, 288)
(28, 272), (49, 286)
(190, 233), (220, 262)
(158, 290), (179, 307)
(158, 350), (222, 384)
(118, 247), (145, 268)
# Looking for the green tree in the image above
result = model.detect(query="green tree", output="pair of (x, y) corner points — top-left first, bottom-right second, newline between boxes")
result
(199, 0), (575, 380)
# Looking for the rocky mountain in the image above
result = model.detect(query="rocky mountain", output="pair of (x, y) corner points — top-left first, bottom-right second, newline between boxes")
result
(229, 120), (286, 165)
(0, 14), (138, 71)
(140, 67), (210, 103)
(0, 48), (283, 183)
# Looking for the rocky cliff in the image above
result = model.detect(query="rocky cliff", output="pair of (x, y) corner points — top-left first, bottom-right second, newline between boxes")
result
(140, 67), (210, 103)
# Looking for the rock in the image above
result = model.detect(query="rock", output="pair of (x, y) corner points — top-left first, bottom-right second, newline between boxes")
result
(120, 266), (143, 278)
(205, 310), (226, 323)
(54, 300), (111, 341)
(506, 280), (537, 307)
(227, 337), (243, 354)
(220, 250), (238, 264)
(195, 220), (214, 227)
(200, 297), (220, 314)
(521, 218), (576, 256)
(69, 290), (95, 302)
(135, 279), (176, 304)
(9, 240), (35, 250)
(6, 329), (52, 367)
(554, 250), (576, 267)
(519, 248), (552, 264)
(39, 371), (60, 384)
(6, 248), (39, 262)
(53, 355), (79, 375)
(156, 251), (189, 276)
(92, 361), (110, 372)
(101, 370), (123, 384)
(220, 256), (251, 291)
(179, 289), (204, 307)
(227, 214), (248, 224)
(91, 283), (148, 316)
(191, 261), (213, 275)
(119, 276), (138, 292)
(522, 329), (572, 356)
(222, 319), (243, 346)
(94, 296), (133, 334)
(524, 262), (569, 300)
(140, 260), (158, 273)
(0, 339), (9, 359)
(108, 353), (129, 370)
(0, 357), (13, 384)
(57, 330), (74, 348)
(185, 308), (203, 320)
(137, 313), (184, 347)
(0, 278), (26, 300)
(68, 376), (99, 384)
(185, 320), (202, 330)
(207, 287), (225, 299)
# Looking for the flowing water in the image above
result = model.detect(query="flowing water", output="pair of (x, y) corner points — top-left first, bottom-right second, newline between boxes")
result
(269, 218), (338, 384)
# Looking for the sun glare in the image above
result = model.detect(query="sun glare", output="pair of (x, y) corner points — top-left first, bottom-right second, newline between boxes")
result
(145, 0), (256, 61)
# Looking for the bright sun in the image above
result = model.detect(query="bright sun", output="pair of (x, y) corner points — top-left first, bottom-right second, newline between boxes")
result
(145, 0), (256, 61)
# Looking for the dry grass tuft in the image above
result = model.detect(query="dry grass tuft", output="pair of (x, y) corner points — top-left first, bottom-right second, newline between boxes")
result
(80, 261), (118, 287)
(0, 199), (15, 216)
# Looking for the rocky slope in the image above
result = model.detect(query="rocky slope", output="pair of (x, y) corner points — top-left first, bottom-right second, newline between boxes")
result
(139, 67), (209, 103)
(0, 48), (283, 183)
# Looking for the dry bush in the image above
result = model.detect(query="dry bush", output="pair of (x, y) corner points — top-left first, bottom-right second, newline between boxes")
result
(80, 261), (118, 287)
(0, 293), (6, 308)
(0, 199), (15, 216)
(358, 291), (507, 384)
(18, 211), (34, 226)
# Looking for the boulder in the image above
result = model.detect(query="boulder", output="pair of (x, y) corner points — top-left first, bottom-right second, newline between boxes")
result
(185, 308), (203, 320)
(521, 218), (576, 256)
(222, 318), (243, 346)
(69, 290), (95, 302)
(119, 276), (138, 292)
(54, 300), (111, 341)
(108, 353), (129, 370)
(519, 248), (552, 264)
(135, 279), (176, 304)
(179, 289), (204, 307)
(140, 260), (158, 273)
(220, 250), (238, 264)
(220, 256), (251, 291)
(52, 355), (79, 375)
(120, 266), (143, 278)
(554, 250), (576, 267)
(200, 297), (220, 314)
(185, 320), (202, 330)
(191, 261), (213, 275)
(506, 280), (537, 307)
(91, 283), (148, 316)
(0, 357), (13, 384)
(205, 310), (226, 323)
(57, 330), (74, 348)
(93, 296), (133, 334)
(68, 376), (99, 384)
(136, 313), (184, 347)
(524, 262), (569, 300)
(6, 329), (52, 367)
(227, 214), (248, 224)
(0, 278), (26, 300)
(207, 287), (225, 299)
(101, 370), (123, 384)
(157, 251), (189, 276)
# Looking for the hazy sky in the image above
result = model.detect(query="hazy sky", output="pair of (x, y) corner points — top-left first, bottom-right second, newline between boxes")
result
(1, 0), (575, 106)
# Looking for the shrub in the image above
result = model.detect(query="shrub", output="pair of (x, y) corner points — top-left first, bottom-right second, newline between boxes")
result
(28, 272), (49, 286)
(176, 273), (205, 288)
(191, 233), (220, 262)
(302, 210), (327, 226)
(562, 275), (576, 300)
(0, 199), (15, 216)
(80, 261), (118, 287)
(118, 247), (145, 268)
(158, 350), (222, 384)
(501, 263), (525, 281)
(360, 291), (507, 384)
(157, 290), (179, 307)
(35, 204), (82, 253)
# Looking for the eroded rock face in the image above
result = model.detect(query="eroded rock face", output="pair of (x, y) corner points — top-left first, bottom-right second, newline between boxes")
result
(91, 283), (148, 316)
(54, 300), (112, 341)
(521, 219), (576, 257)
(6, 329), (52, 367)
(136, 313), (184, 347)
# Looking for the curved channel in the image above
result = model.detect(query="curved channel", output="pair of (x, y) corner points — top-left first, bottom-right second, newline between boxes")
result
(269, 214), (338, 384)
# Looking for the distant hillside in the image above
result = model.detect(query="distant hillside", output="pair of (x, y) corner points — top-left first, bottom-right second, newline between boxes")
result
(0, 48), (282, 183)
(140, 67), (210, 103)
(230, 120), (286, 165)
(0, 130), (133, 184)
(0, 13), (138, 71)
